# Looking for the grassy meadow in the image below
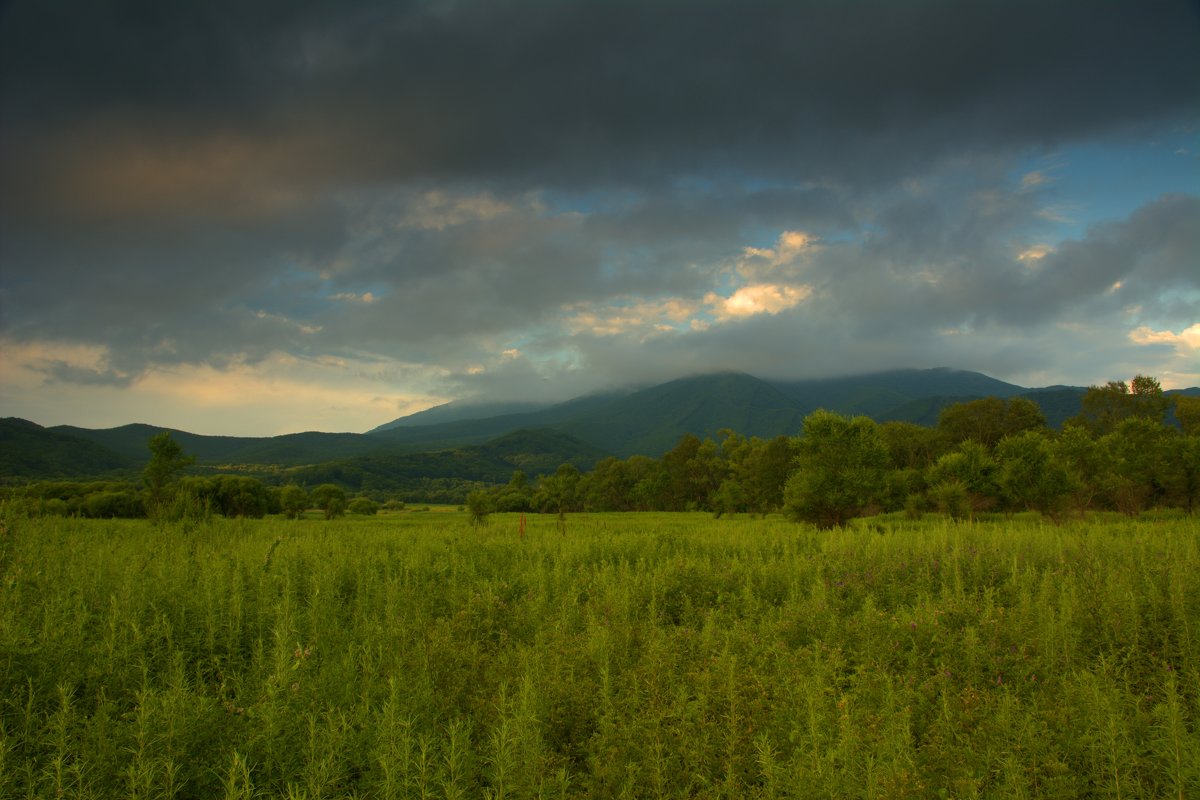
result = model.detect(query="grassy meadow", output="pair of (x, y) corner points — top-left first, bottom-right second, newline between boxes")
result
(1, 509), (1198, 798)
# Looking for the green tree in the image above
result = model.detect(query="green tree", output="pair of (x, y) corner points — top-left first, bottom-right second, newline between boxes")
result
(1162, 435), (1200, 512)
(628, 457), (669, 511)
(581, 457), (635, 511)
(882, 468), (926, 514)
(995, 430), (1075, 520)
(81, 490), (145, 519)
(1175, 395), (1200, 436)
(685, 438), (726, 511)
(710, 478), (746, 518)
(880, 421), (946, 470)
(653, 434), (728, 510)
(142, 432), (194, 520)
(533, 463), (582, 515)
(310, 483), (347, 519)
(492, 470), (533, 512)
(213, 475), (269, 518)
(1100, 417), (1172, 514)
(1053, 425), (1107, 514)
(1073, 375), (1171, 435)
(783, 410), (888, 529)
(928, 478), (970, 520)
(348, 496), (379, 515)
(926, 441), (999, 518)
(280, 484), (308, 519)
(937, 396), (1046, 450)
(466, 488), (492, 528)
(738, 435), (798, 515)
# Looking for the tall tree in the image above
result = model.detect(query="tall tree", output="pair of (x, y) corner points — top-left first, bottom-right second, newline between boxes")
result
(1053, 425), (1106, 514)
(583, 457), (636, 511)
(739, 436), (798, 514)
(783, 410), (888, 529)
(533, 463), (582, 515)
(310, 483), (347, 519)
(142, 432), (194, 519)
(1072, 375), (1171, 435)
(1175, 395), (1200, 437)
(1162, 435), (1200, 512)
(1100, 417), (1173, 514)
(280, 484), (308, 519)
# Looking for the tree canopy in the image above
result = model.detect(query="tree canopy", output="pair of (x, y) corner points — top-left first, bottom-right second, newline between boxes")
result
(1072, 375), (1171, 435)
(783, 410), (889, 529)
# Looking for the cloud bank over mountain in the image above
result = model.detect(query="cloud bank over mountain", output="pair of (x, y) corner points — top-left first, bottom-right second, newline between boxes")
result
(2, 0), (1198, 434)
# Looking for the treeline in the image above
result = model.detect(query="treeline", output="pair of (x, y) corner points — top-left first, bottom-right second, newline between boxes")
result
(5, 376), (1198, 525)
(472, 377), (1200, 526)
(0, 475), (408, 521)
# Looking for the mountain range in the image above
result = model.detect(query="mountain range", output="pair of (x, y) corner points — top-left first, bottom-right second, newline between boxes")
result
(4, 368), (1197, 485)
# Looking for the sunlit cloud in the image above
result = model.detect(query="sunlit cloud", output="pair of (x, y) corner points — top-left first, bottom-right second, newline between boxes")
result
(563, 297), (702, 337)
(737, 230), (816, 278)
(705, 283), (812, 321)
(1127, 324), (1200, 390)
(0, 338), (132, 387)
(1017, 244), (1053, 263)
(330, 291), (376, 304)
(1129, 323), (1200, 350)
(2, 339), (112, 374)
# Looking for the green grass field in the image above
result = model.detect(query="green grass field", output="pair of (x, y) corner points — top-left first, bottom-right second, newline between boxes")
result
(1, 510), (1198, 798)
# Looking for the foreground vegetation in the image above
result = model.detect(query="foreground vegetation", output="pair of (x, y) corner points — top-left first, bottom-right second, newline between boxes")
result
(2, 510), (1198, 798)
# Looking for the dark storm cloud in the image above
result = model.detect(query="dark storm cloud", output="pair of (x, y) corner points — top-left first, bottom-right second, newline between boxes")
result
(2, 0), (1198, 416)
(4, 0), (1198, 200)
(1, 190), (346, 365)
(149, 179), (846, 369)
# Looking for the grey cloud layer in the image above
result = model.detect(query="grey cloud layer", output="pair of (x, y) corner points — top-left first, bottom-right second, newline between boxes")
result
(2, 0), (1198, 406)
(5, 0), (1197, 195)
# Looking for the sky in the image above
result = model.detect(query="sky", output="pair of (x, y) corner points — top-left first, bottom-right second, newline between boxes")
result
(2, 0), (1198, 436)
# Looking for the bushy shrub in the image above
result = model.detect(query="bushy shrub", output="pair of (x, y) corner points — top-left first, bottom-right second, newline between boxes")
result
(80, 490), (145, 519)
(348, 497), (379, 515)
(311, 484), (347, 519)
(929, 479), (970, 520)
(280, 485), (308, 519)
